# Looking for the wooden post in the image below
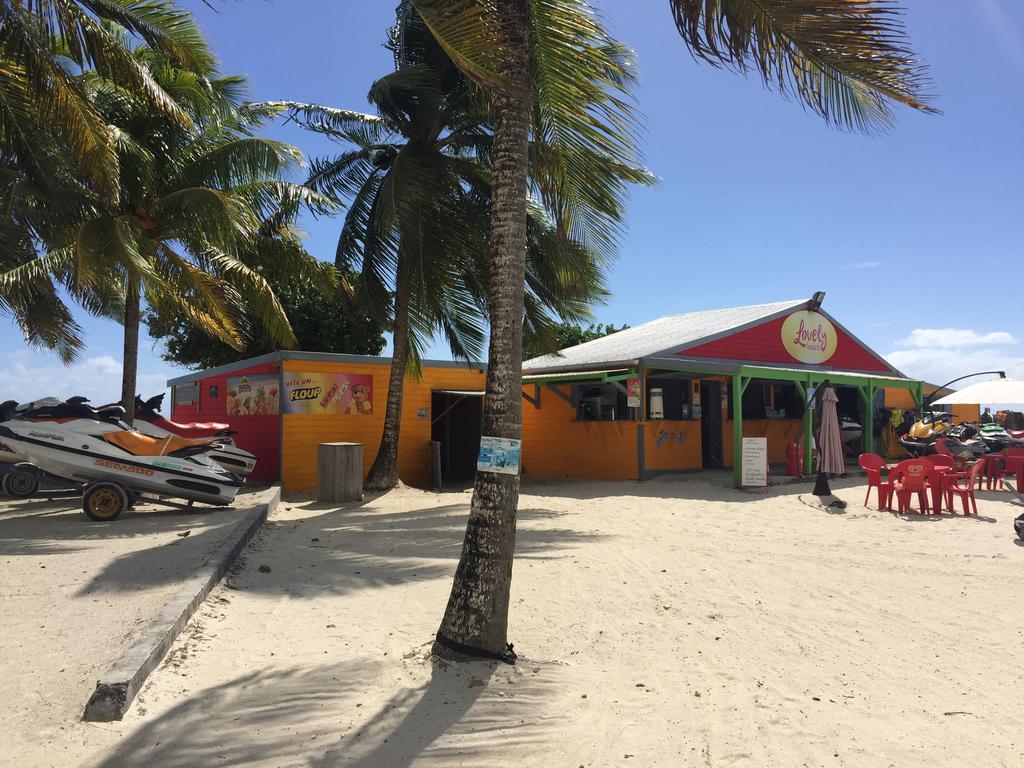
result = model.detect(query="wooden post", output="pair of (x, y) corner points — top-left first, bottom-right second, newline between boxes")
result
(431, 440), (442, 491)
(317, 442), (364, 503)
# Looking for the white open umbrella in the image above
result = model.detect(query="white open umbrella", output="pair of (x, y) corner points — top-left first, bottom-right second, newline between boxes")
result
(931, 378), (1024, 406)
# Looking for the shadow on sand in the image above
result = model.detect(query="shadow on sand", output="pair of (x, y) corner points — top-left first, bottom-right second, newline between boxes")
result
(94, 658), (558, 768)
(214, 496), (608, 600)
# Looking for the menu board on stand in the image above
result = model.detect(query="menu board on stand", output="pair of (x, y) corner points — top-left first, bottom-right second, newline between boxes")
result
(741, 437), (768, 488)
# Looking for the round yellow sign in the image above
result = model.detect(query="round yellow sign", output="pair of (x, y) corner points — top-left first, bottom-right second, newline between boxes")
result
(780, 311), (836, 365)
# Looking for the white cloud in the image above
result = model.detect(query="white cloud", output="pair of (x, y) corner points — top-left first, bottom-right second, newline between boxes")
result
(0, 352), (169, 406)
(886, 347), (1024, 385)
(894, 328), (1018, 350)
(885, 326), (1024, 408)
(841, 261), (880, 270)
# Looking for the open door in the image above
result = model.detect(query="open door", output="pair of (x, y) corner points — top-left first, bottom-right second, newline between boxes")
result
(430, 390), (483, 486)
(701, 381), (724, 469)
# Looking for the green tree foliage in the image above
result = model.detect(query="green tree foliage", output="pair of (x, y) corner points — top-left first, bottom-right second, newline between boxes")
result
(0, 0), (217, 202)
(1, 30), (331, 417)
(522, 321), (628, 360)
(264, 2), (645, 489)
(144, 272), (387, 370)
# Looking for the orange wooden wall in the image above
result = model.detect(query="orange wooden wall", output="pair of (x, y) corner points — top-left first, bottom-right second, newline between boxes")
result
(281, 360), (485, 491)
(883, 387), (979, 424)
(520, 386), (640, 480)
(643, 420), (702, 471)
(722, 418), (803, 467)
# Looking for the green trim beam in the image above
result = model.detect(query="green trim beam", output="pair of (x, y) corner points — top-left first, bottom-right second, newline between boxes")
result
(732, 375), (744, 487)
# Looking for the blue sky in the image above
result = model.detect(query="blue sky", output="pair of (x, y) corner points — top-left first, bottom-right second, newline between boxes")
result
(2, 0), (1022, 405)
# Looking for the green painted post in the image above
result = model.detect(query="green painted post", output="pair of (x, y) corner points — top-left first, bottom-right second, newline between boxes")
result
(732, 375), (743, 487)
(804, 375), (814, 475)
(865, 383), (875, 455)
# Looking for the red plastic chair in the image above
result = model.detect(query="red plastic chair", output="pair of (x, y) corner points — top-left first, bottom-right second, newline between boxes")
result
(934, 439), (969, 472)
(858, 453), (889, 509)
(946, 460), (986, 516)
(926, 454), (955, 470)
(926, 455), (956, 512)
(1005, 448), (1024, 494)
(891, 459), (932, 514)
(979, 454), (1004, 490)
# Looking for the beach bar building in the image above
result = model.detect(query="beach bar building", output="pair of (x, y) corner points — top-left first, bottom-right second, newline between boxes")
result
(167, 295), (936, 491)
(519, 295), (929, 486)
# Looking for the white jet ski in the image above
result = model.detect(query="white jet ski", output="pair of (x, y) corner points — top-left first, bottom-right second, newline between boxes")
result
(0, 398), (243, 518)
(126, 394), (257, 477)
(840, 416), (863, 444)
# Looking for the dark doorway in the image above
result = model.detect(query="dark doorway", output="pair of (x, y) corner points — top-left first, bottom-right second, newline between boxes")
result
(700, 381), (724, 469)
(431, 391), (483, 485)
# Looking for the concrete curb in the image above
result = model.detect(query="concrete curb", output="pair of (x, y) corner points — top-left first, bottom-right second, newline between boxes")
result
(82, 485), (281, 722)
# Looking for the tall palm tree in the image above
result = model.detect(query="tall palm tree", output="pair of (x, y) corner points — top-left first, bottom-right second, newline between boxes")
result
(411, 0), (935, 660)
(0, 0), (216, 202)
(1, 44), (332, 421)
(267, 3), (635, 491)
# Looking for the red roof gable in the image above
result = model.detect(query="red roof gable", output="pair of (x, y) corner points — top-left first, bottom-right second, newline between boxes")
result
(677, 310), (895, 373)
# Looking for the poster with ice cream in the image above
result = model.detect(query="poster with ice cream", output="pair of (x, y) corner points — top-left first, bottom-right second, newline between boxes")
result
(282, 372), (373, 415)
(226, 375), (280, 416)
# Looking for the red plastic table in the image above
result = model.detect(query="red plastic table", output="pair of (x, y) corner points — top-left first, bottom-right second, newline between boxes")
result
(930, 466), (953, 514)
(1005, 456), (1024, 492)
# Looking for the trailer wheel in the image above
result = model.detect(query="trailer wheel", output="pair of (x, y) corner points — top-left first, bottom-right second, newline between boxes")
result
(1, 472), (39, 499)
(82, 482), (128, 521)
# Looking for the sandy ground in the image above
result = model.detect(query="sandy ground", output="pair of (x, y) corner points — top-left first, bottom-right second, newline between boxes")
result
(8, 475), (1024, 768)
(0, 488), (269, 767)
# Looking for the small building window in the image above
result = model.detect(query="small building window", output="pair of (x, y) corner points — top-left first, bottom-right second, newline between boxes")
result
(646, 376), (692, 420)
(173, 382), (198, 406)
(727, 382), (805, 420)
(572, 382), (624, 421)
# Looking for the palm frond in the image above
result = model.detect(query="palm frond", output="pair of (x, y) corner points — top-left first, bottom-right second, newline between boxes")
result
(668, 0), (934, 131)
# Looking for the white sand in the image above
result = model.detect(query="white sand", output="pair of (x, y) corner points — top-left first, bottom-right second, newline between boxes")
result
(0, 489), (269, 768)
(11, 476), (1024, 767)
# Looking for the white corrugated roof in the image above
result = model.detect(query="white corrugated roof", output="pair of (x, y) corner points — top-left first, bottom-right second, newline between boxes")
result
(523, 299), (806, 374)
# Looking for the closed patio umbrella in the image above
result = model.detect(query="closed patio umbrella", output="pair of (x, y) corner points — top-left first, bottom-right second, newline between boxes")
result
(818, 387), (846, 475)
(813, 385), (846, 499)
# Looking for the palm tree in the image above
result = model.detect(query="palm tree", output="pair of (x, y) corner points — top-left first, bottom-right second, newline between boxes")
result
(267, 3), (633, 491)
(411, 0), (935, 660)
(1, 44), (332, 421)
(0, 0), (216, 202)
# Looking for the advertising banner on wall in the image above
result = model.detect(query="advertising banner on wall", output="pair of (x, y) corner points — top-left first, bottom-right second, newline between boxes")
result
(282, 372), (373, 415)
(626, 377), (641, 408)
(227, 375), (280, 416)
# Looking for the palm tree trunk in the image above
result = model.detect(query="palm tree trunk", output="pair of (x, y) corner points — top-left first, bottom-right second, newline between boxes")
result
(433, 0), (531, 661)
(120, 276), (140, 426)
(365, 259), (412, 491)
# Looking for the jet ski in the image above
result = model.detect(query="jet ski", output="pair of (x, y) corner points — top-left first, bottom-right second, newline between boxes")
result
(0, 400), (41, 497)
(899, 411), (954, 457)
(125, 394), (257, 477)
(978, 423), (1024, 454)
(839, 416), (862, 444)
(0, 398), (243, 519)
(937, 422), (988, 460)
